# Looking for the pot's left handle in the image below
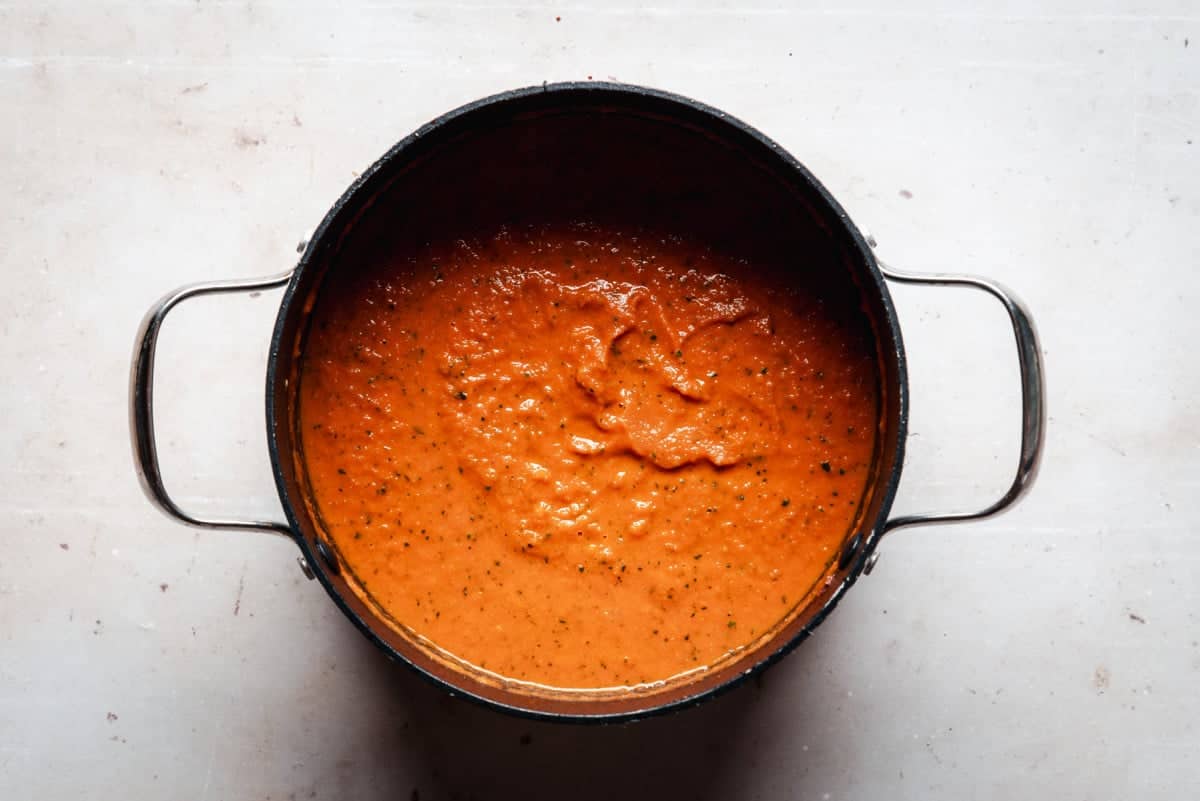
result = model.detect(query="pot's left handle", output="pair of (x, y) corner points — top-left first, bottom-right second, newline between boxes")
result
(130, 270), (296, 538)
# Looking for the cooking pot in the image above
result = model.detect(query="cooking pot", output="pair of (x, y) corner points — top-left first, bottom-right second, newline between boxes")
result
(130, 83), (1044, 722)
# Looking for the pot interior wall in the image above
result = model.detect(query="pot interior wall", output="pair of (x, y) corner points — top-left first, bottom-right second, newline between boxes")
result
(268, 86), (904, 719)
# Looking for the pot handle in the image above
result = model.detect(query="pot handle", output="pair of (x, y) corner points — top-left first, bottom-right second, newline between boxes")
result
(129, 269), (297, 538)
(877, 259), (1046, 539)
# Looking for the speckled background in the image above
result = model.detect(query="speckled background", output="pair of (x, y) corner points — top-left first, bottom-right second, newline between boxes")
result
(2, 2), (1197, 799)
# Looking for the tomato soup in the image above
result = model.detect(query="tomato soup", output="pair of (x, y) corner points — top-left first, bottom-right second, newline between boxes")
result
(298, 221), (879, 690)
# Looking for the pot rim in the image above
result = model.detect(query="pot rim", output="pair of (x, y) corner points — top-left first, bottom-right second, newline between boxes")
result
(265, 81), (908, 723)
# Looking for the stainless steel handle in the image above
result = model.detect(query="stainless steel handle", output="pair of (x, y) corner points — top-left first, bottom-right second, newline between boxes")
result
(878, 260), (1046, 537)
(129, 270), (296, 537)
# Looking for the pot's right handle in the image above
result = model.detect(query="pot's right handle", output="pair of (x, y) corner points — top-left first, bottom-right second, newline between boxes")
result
(130, 270), (297, 538)
(875, 258), (1046, 544)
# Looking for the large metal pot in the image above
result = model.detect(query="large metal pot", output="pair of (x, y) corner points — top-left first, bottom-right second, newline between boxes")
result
(131, 83), (1044, 722)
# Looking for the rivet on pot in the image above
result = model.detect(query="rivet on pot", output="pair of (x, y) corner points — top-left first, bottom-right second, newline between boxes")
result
(838, 532), (863, 571)
(315, 540), (340, 575)
(863, 551), (881, 576)
(296, 556), (316, 581)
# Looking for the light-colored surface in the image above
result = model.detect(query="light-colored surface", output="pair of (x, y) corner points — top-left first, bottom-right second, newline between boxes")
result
(2, 1), (1198, 798)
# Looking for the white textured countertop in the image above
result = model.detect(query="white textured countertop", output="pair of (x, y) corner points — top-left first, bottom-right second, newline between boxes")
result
(3, 2), (1198, 799)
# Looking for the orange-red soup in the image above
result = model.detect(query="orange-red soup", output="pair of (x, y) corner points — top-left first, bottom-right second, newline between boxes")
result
(299, 222), (879, 690)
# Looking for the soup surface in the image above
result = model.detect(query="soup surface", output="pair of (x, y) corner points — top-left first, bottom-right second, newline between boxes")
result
(299, 222), (879, 690)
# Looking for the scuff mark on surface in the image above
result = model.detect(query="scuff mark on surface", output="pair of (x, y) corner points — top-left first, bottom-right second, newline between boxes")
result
(234, 128), (265, 149)
(233, 570), (245, 616)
